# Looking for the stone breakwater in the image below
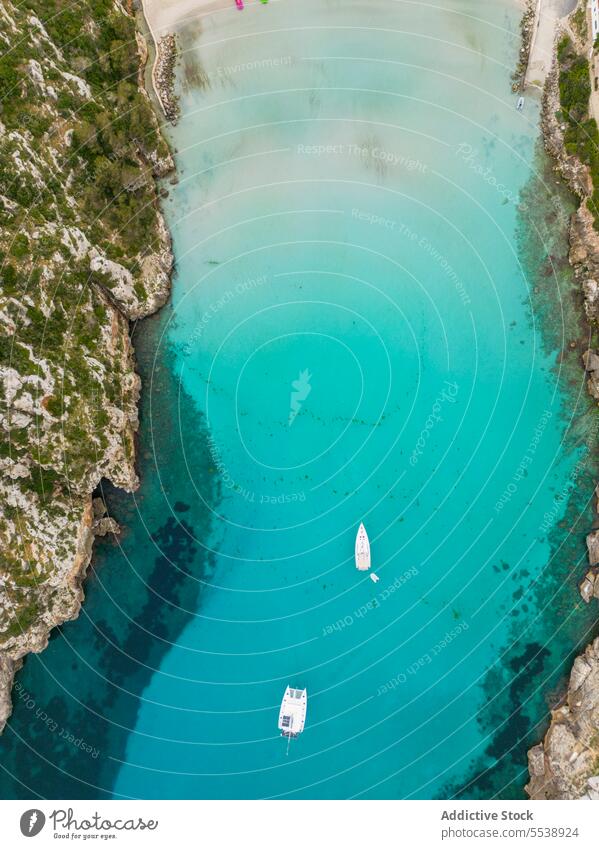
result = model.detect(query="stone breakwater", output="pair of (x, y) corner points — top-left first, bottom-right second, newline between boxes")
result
(154, 34), (180, 124)
(525, 21), (599, 800)
(512, 0), (536, 91)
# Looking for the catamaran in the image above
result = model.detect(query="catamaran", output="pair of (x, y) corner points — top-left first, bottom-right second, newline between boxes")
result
(278, 686), (307, 749)
(355, 523), (371, 571)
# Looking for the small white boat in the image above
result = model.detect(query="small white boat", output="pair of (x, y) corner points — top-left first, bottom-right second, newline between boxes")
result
(278, 687), (307, 739)
(355, 522), (371, 571)
(370, 572), (380, 583)
(516, 96), (524, 111)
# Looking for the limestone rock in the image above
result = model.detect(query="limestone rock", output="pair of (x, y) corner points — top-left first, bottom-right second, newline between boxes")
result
(583, 278), (599, 321)
(583, 350), (599, 373)
(528, 744), (546, 777)
(0, 656), (20, 730)
(93, 517), (119, 537)
(92, 497), (107, 519)
(586, 531), (599, 566)
(586, 775), (599, 800)
(569, 655), (593, 692)
(579, 571), (597, 603)
(526, 638), (599, 799)
(583, 350), (599, 399)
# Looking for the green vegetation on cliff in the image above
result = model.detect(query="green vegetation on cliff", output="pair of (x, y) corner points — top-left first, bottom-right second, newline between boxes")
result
(0, 0), (172, 645)
(557, 35), (599, 229)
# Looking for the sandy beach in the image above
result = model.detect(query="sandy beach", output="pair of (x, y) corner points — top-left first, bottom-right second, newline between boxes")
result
(140, 0), (235, 116)
(141, 0), (577, 87)
(141, 0), (229, 39)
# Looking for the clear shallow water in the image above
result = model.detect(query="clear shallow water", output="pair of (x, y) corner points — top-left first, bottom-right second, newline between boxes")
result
(0, 0), (597, 800)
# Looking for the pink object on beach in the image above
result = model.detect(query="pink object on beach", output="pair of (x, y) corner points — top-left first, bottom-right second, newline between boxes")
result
(236, 0), (244, 8)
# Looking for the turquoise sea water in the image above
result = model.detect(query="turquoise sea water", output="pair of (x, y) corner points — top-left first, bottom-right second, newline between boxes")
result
(1, 0), (598, 800)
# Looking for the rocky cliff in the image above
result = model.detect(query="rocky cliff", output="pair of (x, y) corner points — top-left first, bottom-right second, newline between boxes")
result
(525, 9), (599, 799)
(527, 638), (599, 799)
(0, 0), (173, 731)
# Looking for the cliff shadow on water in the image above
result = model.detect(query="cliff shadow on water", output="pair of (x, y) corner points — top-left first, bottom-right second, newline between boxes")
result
(444, 140), (599, 800)
(0, 305), (218, 799)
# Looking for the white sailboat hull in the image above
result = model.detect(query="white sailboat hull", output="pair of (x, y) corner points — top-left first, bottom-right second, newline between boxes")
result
(355, 523), (371, 571)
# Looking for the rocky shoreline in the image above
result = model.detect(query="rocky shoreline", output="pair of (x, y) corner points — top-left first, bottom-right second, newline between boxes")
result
(0, 263), (174, 735)
(0, 6), (175, 732)
(0, 499), (96, 733)
(527, 637), (599, 799)
(525, 13), (599, 799)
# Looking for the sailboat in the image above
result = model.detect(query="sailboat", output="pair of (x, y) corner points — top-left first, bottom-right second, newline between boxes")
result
(278, 687), (307, 741)
(355, 523), (371, 571)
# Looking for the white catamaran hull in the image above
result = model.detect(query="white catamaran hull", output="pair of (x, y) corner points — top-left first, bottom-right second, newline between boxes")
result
(278, 687), (307, 738)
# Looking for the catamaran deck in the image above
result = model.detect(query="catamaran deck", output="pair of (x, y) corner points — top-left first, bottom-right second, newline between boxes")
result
(278, 687), (307, 738)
